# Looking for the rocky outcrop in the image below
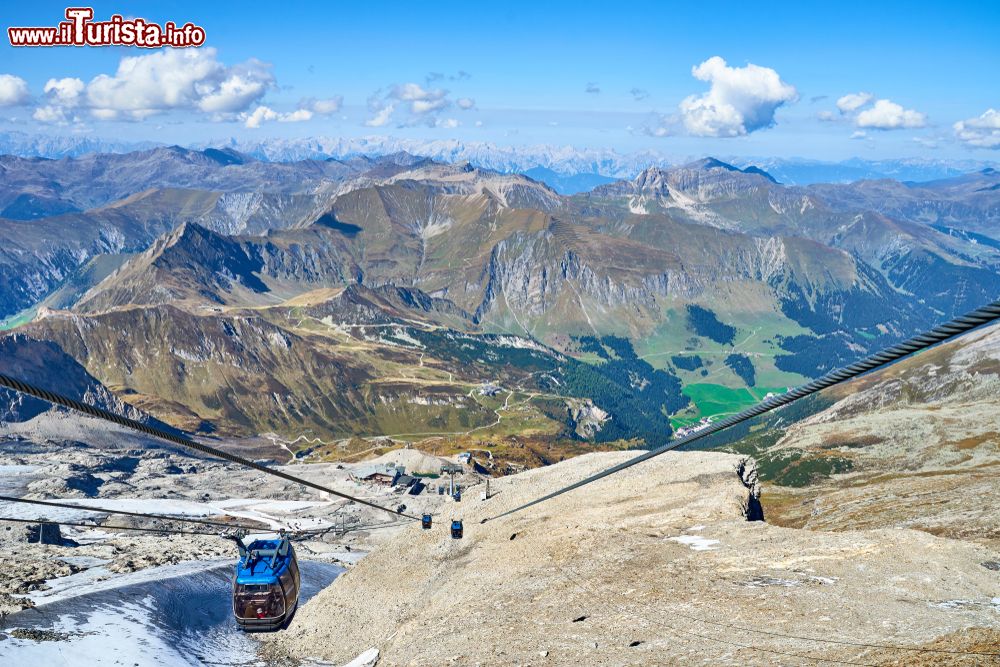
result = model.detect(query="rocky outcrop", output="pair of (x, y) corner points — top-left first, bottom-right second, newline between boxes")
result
(15, 306), (374, 437)
(753, 322), (1000, 549)
(74, 223), (362, 312)
(0, 333), (154, 425)
(265, 450), (999, 666)
(466, 220), (883, 341)
(736, 456), (764, 521)
(565, 398), (609, 439)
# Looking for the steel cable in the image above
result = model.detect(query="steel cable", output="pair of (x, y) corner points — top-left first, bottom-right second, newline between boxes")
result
(0, 372), (421, 522)
(0, 493), (265, 532)
(0, 515), (223, 537)
(487, 299), (1000, 521)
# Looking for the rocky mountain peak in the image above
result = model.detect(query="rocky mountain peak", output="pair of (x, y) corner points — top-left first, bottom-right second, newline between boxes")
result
(151, 221), (224, 258)
(622, 159), (777, 197)
(684, 157), (742, 172)
(201, 147), (250, 166)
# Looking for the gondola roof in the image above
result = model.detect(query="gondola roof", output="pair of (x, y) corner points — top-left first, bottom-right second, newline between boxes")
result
(235, 538), (294, 584)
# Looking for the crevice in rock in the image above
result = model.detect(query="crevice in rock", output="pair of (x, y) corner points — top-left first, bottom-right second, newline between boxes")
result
(736, 457), (765, 522)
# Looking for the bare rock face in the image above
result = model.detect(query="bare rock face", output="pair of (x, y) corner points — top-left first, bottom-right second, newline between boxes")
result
(735, 456), (764, 521)
(0, 521), (33, 543)
(264, 450), (997, 666)
(757, 322), (1000, 549)
(565, 398), (609, 439)
(0, 334), (152, 425)
(28, 522), (63, 545)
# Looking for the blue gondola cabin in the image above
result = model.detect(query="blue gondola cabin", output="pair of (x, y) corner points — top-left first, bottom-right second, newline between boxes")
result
(230, 534), (300, 631)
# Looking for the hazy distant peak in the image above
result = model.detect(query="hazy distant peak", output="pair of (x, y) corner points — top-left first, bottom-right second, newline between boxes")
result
(684, 157), (740, 171)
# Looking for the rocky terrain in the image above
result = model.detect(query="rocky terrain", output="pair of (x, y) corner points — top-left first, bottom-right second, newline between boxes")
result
(0, 410), (468, 620)
(724, 321), (1000, 551)
(265, 450), (999, 666)
(5, 152), (1000, 448)
(0, 147), (431, 318)
(2, 322), (999, 665)
(2, 145), (999, 665)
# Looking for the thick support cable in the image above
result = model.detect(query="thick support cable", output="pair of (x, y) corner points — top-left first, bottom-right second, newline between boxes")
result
(486, 299), (1000, 522)
(0, 494), (264, 532)
(0, 373), (421, 522)
(0, 515), (222, 536)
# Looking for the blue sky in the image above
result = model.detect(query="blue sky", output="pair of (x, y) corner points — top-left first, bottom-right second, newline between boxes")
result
(1, 0), (998, 160)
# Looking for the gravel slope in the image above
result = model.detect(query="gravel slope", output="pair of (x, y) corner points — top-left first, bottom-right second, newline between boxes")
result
(264, 450), (999, 666)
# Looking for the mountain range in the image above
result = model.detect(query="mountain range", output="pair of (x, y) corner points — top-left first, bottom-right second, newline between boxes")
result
(2, 130), (996, 189)
(2, 145), (999, 447)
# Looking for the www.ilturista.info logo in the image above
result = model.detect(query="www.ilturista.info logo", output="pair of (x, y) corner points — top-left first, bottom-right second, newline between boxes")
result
(8, 7), (206, 48)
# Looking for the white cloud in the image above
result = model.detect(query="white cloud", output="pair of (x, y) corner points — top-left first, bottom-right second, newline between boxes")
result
(246, 96), (342, 126)
(641, 111), (678, 137)
(817, 110), (837, 122)
(83, 48), (273, 120)
(412, 98), (448, 114)
(197, 67), (273, 113)
(836, 92), (874, 113)
(953, 109), (1000, 149)
(437, 118), (459, 129)
(585, 82), (601, 94)
(391, 82), (446, 103)
(34, 78), (86, 124)
(243, 105), (278, 128)
(390, 83), (449, 116)
(33, 105), (69, 124)
(850, 130), (867, 140)
(43, 78), (85, 106)
(365, 102), (395, 127)
(242, 105), (313, 128)
(280, 108), (313, 123)
(827, 92), (926, 131)
(0, 74), (30, 106)
(678, 56), (797, 137)
(365, 80), (473, 126)
(856, 99), (926, 129)
(34, 51), (344, 128)
(303, 96), (343, 114)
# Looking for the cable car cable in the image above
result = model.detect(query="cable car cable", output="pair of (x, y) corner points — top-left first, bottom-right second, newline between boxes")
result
(0, 372), (422, 522)
(486, 298), (1000, 523)
(0, 495), (412, 543)
(0, 515), (223, 536)
(0, 493), (264, 532)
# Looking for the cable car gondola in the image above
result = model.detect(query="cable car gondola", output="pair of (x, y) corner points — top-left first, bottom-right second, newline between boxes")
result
(228, 533), (300, 631)
(451, 519), (463, 539)
(421, 513), (432, 529)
